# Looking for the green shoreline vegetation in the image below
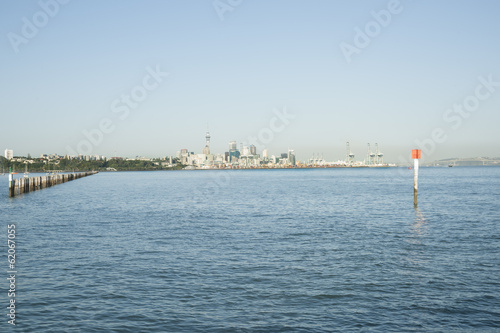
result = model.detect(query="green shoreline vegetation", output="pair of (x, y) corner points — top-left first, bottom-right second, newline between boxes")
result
(0, 156), (185, 173)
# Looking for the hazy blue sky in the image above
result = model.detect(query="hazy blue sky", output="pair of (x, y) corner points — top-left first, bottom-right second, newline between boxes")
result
(1, 0), (499, 162)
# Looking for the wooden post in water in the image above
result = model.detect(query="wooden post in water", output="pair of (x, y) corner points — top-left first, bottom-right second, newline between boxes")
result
(412, 149), (421, 206)
(8, 167), (13, 197)
(7, 171), (98, 197)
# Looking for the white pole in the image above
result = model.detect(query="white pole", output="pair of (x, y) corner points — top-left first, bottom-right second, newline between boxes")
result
(8, 167), (13, 197)
(414, 158), (419, 206)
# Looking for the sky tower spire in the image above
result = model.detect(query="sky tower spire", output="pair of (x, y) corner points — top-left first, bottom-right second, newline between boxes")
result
(203, 123), (211, 155)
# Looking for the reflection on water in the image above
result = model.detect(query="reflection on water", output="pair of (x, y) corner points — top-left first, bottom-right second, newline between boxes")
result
(403, 207), (430, 269)
(405, 207), (428, 246)
(412, 207), (428, 239)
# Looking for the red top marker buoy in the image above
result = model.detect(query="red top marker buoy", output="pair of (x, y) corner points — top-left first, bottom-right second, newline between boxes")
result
(412, 149), (421, 159)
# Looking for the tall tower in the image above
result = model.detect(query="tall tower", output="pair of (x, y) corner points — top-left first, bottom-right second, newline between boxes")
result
(203, 125), (211, 155)
(205, 130), (210, 148)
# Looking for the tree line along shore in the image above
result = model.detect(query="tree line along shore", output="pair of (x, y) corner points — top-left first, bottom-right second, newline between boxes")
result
(0, 156), (184, 173)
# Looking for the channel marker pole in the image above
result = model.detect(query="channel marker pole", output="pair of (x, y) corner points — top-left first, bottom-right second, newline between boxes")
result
(412, 149), (421, 206)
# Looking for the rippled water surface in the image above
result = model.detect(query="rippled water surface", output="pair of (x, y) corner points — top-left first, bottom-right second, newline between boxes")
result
(1, 167), (499, 332)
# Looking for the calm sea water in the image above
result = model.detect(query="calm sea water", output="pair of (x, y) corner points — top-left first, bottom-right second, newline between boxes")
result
(1, 167), (499, 332)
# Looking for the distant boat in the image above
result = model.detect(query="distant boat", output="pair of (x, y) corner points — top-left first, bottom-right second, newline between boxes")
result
(448, 164), (453, 167)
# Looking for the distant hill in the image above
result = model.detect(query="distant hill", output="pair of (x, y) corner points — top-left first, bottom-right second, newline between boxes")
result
(425, 157), (500, 166)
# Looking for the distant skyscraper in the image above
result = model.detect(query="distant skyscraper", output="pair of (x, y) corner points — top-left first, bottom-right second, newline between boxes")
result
(288, 149), (296, 166)
(228, 140), (240, 162)
(242, 146), (250, 157)
(229, 150), (240, 162)
(250, 145), (257, 155)
(262, 149), (269, 159)
(4, 149), (13, 160)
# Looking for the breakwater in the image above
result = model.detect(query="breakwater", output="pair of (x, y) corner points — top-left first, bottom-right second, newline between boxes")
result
(8, 172), (98, 197)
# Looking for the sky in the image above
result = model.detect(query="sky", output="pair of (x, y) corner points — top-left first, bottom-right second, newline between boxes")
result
(1, 0), (499, 163)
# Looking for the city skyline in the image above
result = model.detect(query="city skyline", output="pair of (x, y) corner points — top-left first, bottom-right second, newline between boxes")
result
(2, 122), (500, 164)
(1, 1), (499, 162)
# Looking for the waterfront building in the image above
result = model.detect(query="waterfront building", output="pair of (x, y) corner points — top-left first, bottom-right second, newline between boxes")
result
(202, 130), (211, 155)
(262, 149), (269, 159)
(4, 149), (13, 160)
(229, 150), (240, 162)
(242, 146), (250, 157)
(180, 150), (191, 165)
(228, 140), (240, 163)
(288, 149), (296, 166)
(250, 145), (257, 156)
